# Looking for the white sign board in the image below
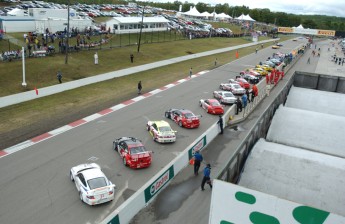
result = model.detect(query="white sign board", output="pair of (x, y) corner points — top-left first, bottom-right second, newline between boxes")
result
(209, 180), (345, 224)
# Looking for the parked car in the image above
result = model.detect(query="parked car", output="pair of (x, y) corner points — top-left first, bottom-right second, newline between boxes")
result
(219, 83), (246, 95)
(256, 64), (273, 72)
(213, 91), (237, 105)
(70, 163), (115, 205)
(146, 120), (176, 143)
(231, 77), (250, 89)
(199, 98), (224, 114)
(113, 137), (152, 169)
(253, 67), (268, 76)
(165, 108), (200, 128)
(272, 45), (280, 49)
(241, 73), (260, 84)
(240, 69), (260, 77)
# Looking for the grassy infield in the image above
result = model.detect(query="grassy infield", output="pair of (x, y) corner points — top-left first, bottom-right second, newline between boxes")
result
(0, 30), (292, 146)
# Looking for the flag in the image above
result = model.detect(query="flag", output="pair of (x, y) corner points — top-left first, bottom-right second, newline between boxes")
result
(235, 51), (239, 59)
(34, 87), (38, 95)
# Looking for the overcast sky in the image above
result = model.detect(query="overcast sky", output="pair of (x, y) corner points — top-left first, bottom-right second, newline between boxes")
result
(154, 0), (345, 17)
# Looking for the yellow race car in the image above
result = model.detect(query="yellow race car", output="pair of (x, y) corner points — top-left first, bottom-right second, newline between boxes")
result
(272, 45), (280, 49)
(256, 64), (273, 72)
(252, 67), (268, 76)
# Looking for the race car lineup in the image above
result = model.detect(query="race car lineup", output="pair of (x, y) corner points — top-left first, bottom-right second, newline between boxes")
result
(68, 46), (288, 206)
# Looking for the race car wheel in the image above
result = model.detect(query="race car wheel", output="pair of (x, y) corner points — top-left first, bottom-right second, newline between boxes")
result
(123, 158), (127, 166)
(153, 135), (156, 142)
(79, 191), (83, 201)
(178, 121), (183, 127)
(146, 125), (150, 131)
(165, 112), (170, 118)
(70, 171), (74, 182)
(199, 101), (202, 107)
(113, 142), (118, 151)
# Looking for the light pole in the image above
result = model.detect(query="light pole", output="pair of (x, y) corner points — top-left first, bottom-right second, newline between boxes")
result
(137, 5), (145, 53)
(65, 0), (70, 64)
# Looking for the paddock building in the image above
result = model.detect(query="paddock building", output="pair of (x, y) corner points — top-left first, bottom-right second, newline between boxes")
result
(105, 17), (169, 34)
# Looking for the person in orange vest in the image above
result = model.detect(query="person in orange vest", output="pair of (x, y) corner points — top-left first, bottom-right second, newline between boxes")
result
(265, 73), (269, 84)
(281, 70), (285, 80)
(251, 84), (258, 102)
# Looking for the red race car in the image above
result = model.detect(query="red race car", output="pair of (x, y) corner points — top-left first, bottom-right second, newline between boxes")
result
(165, 108), (200, 128)
(199, 99), (224, 114)
(230, 77), (250, 89)
(113, 137), (152, 169)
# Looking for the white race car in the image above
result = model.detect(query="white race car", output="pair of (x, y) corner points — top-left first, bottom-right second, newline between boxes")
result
(70, 163), (115, 205)
(146, 120), (177, 143)
(213, 91), (237, 104)
(220, 83), (245, 95)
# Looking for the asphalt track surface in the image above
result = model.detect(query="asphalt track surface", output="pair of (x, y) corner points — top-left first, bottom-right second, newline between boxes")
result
(0, 39), (304, 224)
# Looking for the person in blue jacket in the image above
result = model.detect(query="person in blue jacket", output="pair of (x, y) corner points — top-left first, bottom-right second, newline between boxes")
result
(242, 93), (247, 109)
(193, 150), (203, 175)
(201, 164), (212, 191)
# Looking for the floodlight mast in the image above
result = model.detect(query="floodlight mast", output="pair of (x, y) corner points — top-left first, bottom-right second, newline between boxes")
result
(65, 0), (70, 64)
(137, 5), (145, 53)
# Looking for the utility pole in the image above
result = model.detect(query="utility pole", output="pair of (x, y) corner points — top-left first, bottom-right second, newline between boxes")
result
(137, 5), (145, 53)
(65, 0), (70, 64)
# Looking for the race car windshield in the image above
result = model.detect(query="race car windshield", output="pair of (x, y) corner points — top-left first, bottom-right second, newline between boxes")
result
(88, 177), (107, 190)
(224, 93), (234, 97)
(233, 84), (241, 88)
(210, 101), (220, 106)
(159, 126), (172, 132)
(130, 146), (146, 154)
(184, 113), (194, 118)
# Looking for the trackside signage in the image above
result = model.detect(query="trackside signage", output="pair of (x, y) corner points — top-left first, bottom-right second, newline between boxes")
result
(144, 166), (174, 203)
(210, 180), (345, 224)
(188, 135), (207, 159)
(106, 214), (119, 224)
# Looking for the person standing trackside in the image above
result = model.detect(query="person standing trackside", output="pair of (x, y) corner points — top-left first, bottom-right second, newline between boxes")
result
(217, 115), (223, 134)
(214, 58), (217, 67)
(137, 81), (142, 95)
(236, 98), (242, 115)
(130, 53), (134, 63)
(57, 70), (62, 83)
(255, 48), (258, 54)
(307, 57), (310, 64)
(201, 164), (212, 191)
(94, 52), (98, 65)
(193, 150), (203, 176)
(261, 43), (264, 49)
(189, 67), (193, 78)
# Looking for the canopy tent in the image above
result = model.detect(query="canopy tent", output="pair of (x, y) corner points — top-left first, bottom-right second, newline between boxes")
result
(200, 11), (212, 18)
(296, 24), (304, 29)
(235, 14), (255, 21)
(182, 6), (202, 17)
(7, 8), (26, 16)
(215, 12), (232, 19)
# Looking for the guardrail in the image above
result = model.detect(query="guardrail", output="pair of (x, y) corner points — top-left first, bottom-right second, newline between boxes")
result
(100, 40), (303, 224)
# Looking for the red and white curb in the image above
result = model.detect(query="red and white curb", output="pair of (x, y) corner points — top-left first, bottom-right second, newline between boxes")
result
(1, 71), (209, 159)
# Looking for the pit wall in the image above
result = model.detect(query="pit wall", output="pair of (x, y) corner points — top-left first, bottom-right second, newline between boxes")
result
(100, 43), (305, 224)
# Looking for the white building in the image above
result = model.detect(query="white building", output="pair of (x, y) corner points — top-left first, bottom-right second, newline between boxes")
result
(28, 8), (77, 20)
(105, 17), (169, 34)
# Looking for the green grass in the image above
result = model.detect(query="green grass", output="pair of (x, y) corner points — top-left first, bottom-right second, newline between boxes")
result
(0, 34), (294, 147)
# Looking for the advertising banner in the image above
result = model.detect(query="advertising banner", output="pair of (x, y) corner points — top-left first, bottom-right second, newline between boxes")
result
(188, 135), (207, 160)
(144, 166), (174, 203)
(209, 180), (345, 224)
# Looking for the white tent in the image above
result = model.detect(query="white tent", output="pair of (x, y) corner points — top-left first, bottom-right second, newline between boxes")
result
(297, 24), (304, 29)
(7, 8), (26, 16)
(183, 6), (202, 17)
(200, 11), (212, 18)
(215, 12), (232, 20)
(235, 14), (255, 21)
